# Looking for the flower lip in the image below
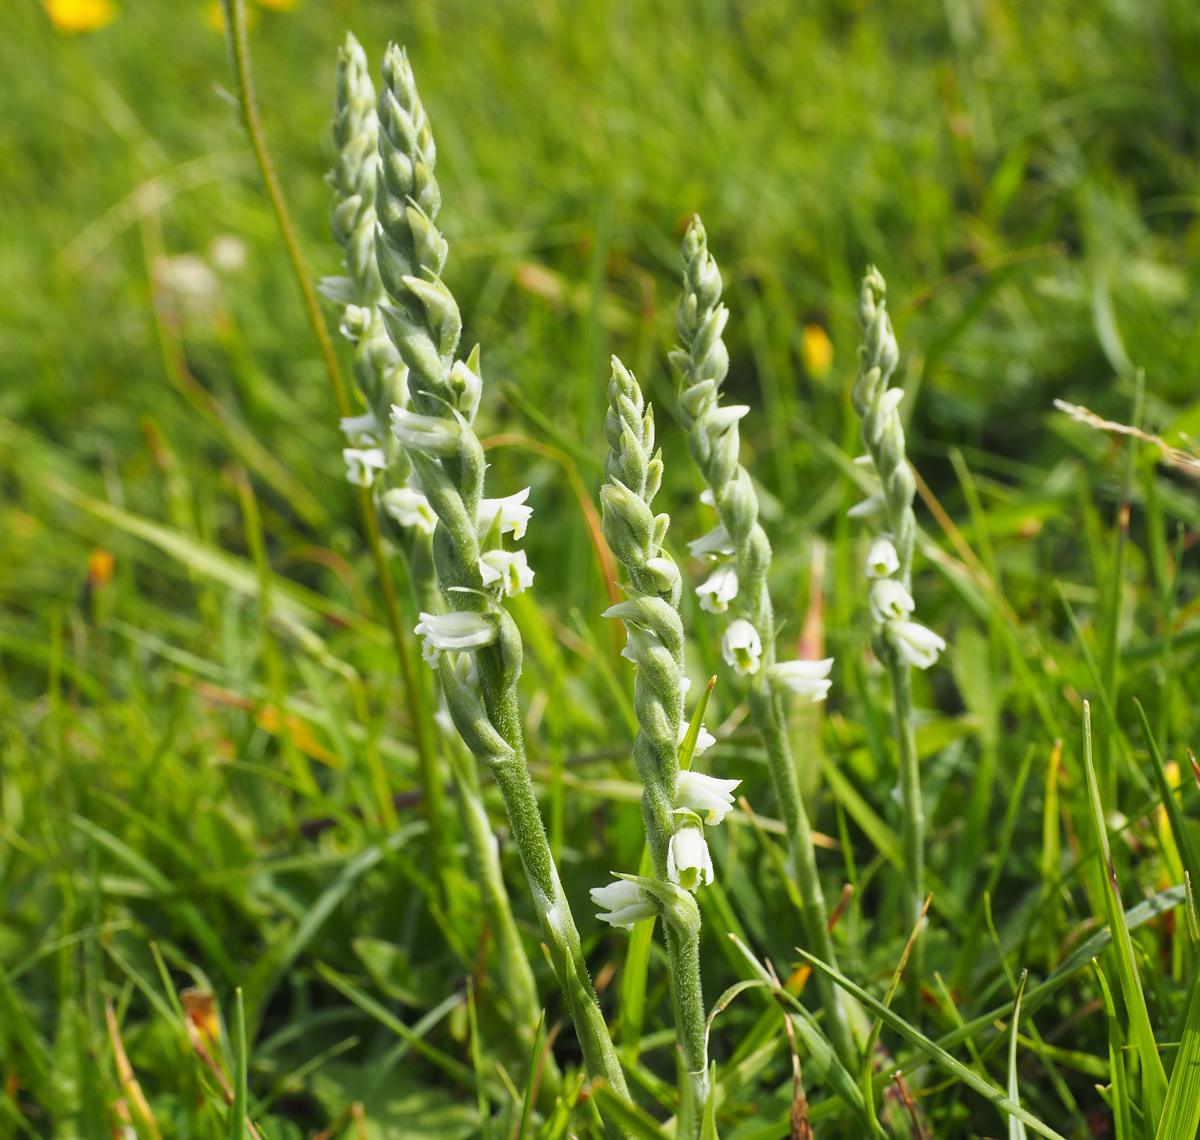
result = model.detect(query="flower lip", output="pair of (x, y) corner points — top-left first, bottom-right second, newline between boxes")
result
(866, 535), (900, 579)
(869, 578), (915, 625)
(667, 826), (715, 891)
(696, 563), (738, 613)
(721, 619), (762, 676)
(478, 548), (534, 596)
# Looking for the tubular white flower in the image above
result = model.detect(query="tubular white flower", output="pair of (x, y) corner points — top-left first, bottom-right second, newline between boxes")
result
(390, 406), (462, 456)
(477, 487), (533, 541)
(343, 447), (386, 487)
(889, 620), (946, 670)
(339, 410), (381, 446)
(381, 485), (437, 535)
(676, 771), (740, 825)
(771, 658), (834, 702)
(721, 618), (762, 676)
(678, 720), (716, 755)
(687, 524), (736, 561)
(590, 878), (656, 930)
(478, 548), (534, 597)
(667, 826), (715, 891)
(413, 610), (496, 668)
(696, 563), (738, 613)
(866, 535), (900, 579)
(870, 579), (916, 624)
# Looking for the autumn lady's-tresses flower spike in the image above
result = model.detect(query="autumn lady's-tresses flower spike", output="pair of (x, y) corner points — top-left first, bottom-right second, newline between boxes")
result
(852, 266), (944, 985)
(671, 215), (858, 1071)
(371, 42), (630, 1121)
(595, 356), (734, 1132)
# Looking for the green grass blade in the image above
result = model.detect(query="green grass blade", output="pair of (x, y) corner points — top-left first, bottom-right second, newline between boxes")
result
(795, 950), (1065, 1140)
(1007, 971), (1029, 1140)
(1080, 702), (1167, 1122)
(1154, 959), (1200, 1140)
(1093, 961), (1134, 1140)
(228, 987), (247, 1140)
(515, 1010), (546, 1140)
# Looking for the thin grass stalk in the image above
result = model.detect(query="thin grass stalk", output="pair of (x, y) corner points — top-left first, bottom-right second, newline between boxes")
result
(217, 2), (443, 870)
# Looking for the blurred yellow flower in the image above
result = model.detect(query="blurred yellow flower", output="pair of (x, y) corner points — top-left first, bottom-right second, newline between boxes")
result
(42, 0), (117, 33)
(801, 323), (833, 380)
(204, 0), (290, 33)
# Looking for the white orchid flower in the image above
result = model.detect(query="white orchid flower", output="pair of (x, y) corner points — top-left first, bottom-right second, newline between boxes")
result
(339, 410), (381, 447)
(342, 447), (386, 488)
(889, 620), (946, 670)
(677, 720), (716, 755)
(477, 487), (533, 541)
(870, 578), (915, 624)
(478, 549), (534, 596)
(667, 826), (714, 891)
(413, 610), (496, 668)
(721, 618), (762, 676)
(381, 486), (437, 535)
(676, 771), (740, 825)
(770, 658), (834, 702)
(696, 563), (738, 613)
(590, 878), (656, 929)
(390, 406), (462, 456)
(866, 535), (900, 579)
(687, 524), (736, 561)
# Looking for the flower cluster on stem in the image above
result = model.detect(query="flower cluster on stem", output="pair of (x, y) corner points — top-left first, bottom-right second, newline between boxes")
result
(592, 357), (733, 1129)
(852, 266), (942, 988)
(323, 33), (434, 536)
(370, 43), (630, 1119)
(670, 216), (857, 1071)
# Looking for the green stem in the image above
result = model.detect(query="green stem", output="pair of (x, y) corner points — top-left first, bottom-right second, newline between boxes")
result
(444, 740), (561, 1096)
(219, 0), (443, 882)
(485, 684), (632, 1136)
(747, 684), (858, 1071)
(884, 651), (924, 1007)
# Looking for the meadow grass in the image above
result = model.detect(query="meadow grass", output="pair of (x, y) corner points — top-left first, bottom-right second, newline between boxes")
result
(3, 0), (1200, 1136)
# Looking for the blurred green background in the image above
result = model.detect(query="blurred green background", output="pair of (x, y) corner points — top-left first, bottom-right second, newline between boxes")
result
(4, 0), (1200, 1136)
